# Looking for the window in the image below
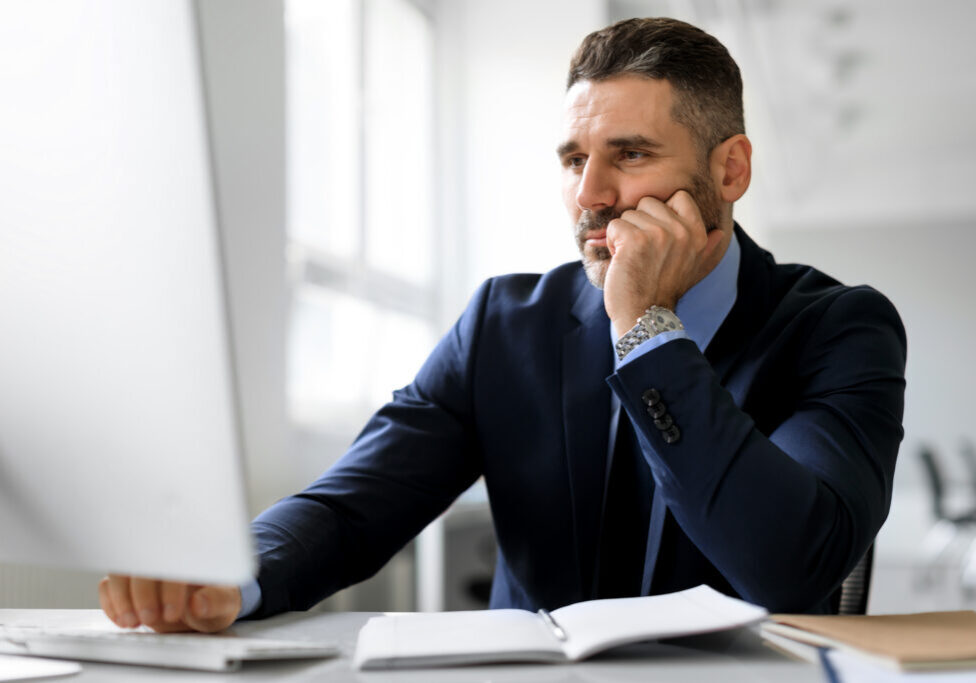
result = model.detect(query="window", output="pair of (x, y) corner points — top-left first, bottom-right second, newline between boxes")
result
(285, 0), (438, 468)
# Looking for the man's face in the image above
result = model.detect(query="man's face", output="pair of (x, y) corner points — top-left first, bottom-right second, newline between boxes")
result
(558, 76), (725, 288)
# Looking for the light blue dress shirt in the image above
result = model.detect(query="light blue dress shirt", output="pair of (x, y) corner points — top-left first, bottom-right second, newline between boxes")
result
(238, 577), (261, 619)
(237, 233), (741, 620)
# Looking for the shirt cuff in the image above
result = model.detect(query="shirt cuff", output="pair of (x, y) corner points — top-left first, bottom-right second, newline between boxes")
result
(237, 578), (263, 620)
(617, 329), (689, 368)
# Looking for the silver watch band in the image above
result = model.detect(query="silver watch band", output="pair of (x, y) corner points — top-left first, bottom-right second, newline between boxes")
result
(614, 306), (684, 361)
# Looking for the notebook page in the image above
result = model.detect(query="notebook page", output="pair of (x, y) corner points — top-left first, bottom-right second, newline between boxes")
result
(354, 608), (564, 669)
(553, 585), (767, 661)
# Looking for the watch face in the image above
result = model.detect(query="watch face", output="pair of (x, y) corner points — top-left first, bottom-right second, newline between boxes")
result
(642, 307), (682, 334)
(618, 307), (682, 360)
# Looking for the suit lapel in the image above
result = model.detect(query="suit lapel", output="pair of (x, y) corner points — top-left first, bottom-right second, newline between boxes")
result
(705, 226), (774, 386)
(561, 271), (612, 600)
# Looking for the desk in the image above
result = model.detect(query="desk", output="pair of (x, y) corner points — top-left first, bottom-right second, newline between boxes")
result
(0, 609), (823, 682)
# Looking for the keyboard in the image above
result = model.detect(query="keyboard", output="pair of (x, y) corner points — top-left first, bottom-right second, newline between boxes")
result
(0, 627), (339, 672)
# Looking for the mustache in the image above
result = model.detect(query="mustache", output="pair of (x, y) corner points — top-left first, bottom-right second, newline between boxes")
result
(574, 207), (622, 239)
(574, 189), (722, 239)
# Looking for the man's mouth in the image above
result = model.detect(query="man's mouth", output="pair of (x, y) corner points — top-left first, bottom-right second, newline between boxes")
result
(584, 229), (607, 248)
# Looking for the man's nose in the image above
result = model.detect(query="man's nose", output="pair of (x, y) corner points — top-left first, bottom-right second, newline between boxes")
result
(575, 159), (617, 212)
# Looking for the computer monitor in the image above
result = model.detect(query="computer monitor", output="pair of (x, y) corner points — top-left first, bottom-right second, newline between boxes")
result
(0, 1), (255, 585)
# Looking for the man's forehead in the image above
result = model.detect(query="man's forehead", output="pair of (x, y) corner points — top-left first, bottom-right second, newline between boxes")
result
(561, 75), (677, 142)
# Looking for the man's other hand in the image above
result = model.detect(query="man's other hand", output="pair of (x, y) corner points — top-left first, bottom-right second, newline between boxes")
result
(604, 190), (725, 337)
(98, 575), (241, 633)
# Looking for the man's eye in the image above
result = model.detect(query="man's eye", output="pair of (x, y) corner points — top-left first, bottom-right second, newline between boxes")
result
(564, 156), (585, 169)
(622, 150), (646, 161)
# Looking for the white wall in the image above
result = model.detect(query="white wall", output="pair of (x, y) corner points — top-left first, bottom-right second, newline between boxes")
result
(435, 0), (606, 309)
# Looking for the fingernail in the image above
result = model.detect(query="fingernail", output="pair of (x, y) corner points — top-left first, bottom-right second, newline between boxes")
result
(195, 596), (210, 618)
(138, 608), (157, 624)
(121, 612), (138, 628)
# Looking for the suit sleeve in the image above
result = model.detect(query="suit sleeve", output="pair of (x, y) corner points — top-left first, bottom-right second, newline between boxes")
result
(246, 281), (491, 618)
(606, 286), (906, 612)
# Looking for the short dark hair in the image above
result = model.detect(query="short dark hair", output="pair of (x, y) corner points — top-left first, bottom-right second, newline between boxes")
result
(567, 17), (744, 157)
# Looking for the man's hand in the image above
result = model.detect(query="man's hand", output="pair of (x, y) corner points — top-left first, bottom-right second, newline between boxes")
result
(98, 575), (241, 633)
(603, 190), (725, 337)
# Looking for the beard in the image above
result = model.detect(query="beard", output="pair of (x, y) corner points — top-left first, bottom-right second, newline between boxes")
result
(574, 169), (724, 289)
(574, 207), (617, 289)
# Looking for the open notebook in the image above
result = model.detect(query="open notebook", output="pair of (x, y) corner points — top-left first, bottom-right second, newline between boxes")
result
(354, 585), (767, 669)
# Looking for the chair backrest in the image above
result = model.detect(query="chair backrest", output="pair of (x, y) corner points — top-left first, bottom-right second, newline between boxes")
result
(835, 544), (874, 615)
(959, 440), (976, 495)
(918, 447), (947, 521)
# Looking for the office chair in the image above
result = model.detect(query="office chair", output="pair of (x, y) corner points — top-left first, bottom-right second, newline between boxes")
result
(954, 441), (976, 594)
(916, 446), (976, 590)
(836, 544), (873, 614)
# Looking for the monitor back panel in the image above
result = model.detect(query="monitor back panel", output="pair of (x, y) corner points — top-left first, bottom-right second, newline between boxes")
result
(0, 0), (254, 584)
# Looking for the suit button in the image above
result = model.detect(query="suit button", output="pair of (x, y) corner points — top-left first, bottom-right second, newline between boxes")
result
(641, 389), (661, 407)
(647, 402), (667, 419)
(653, 414), (673, 430)
(662, 426), (681, 444)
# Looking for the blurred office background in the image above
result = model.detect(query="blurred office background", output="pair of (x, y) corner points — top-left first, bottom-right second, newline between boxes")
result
(2, 0), (975, 615)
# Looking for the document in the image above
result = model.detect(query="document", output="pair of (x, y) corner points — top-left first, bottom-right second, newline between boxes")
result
(822, 649), (976, 683)
(354, 584), (768, 669)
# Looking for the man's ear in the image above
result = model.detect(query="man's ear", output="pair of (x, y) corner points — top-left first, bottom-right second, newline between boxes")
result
(710, 134), (752, 203)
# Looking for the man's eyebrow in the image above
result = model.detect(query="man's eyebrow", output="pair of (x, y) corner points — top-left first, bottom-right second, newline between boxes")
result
(556, 141), (579, 158)
(606, 135), (663, 150)
(556, 135), (663, 158)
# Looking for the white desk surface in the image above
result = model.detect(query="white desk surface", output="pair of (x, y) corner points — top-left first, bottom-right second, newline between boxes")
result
(0, 609), (824, 682)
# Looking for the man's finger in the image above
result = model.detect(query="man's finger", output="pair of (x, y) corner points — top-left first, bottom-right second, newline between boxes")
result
(159, 582), (189, 624)
(634, 194), (671, 222)
(97, 577), (119, 626)
(183, 585), (242, 634)
(625, 194), (697, 241)
(665, 189), (706, 229)
(605, 216), (634, 256)
(105, 575), (138, 629)
(130, 577), (162, 628)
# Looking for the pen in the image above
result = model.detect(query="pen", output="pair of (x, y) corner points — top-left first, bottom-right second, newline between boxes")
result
(537, 608), (567, 642)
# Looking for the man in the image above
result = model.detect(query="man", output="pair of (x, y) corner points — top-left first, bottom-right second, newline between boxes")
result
(99, 17), (906, 632)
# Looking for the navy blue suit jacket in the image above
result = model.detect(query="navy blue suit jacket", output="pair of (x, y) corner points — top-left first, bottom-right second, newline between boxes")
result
(250, 227), (906, 616)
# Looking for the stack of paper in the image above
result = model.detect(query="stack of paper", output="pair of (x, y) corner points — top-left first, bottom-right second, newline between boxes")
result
(761, 610), (976, 681)
(821, 649), (976, 683)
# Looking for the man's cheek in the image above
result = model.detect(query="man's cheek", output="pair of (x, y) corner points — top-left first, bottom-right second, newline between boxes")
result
(561, 179), (580, 213)
(626, 179), (686, 208)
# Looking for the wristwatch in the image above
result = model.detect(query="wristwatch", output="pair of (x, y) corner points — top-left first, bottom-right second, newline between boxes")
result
(614, 306), (684, 360)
